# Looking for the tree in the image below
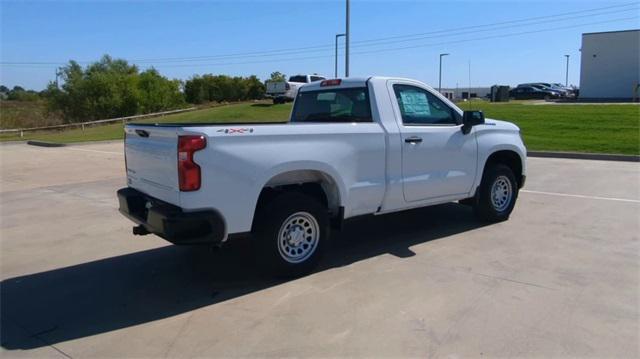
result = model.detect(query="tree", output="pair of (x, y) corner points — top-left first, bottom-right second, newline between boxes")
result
(184, 76), (207, 104)
(269, 71), (286, 82)
(137, 68), (185, 113)
(184, 74), (266, 104)
(246, 75), (265, 99)
(47, 55), (185, 122)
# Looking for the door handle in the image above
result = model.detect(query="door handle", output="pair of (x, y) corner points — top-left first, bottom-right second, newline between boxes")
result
(135, 129), (150, 138)
(404, 136), (423, 144)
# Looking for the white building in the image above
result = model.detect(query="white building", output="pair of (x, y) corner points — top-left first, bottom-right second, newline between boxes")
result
(439, 87), (492, 101)
(579, 29), (640, 101)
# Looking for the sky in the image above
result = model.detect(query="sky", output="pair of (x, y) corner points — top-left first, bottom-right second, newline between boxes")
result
(1, 0), (638, 90)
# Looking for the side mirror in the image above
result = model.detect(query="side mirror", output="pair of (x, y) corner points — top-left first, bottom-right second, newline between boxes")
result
(461, 110), (485, 134)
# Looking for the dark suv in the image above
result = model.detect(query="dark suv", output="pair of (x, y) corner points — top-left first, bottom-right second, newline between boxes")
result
(509, 86), (561, 100)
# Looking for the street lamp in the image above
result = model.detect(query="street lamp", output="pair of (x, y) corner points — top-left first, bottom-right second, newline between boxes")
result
(564, 54), (570, 87)
(438, 53), (449, 93)
(335, 33), (345, 78)
(345, 0), (350, 77)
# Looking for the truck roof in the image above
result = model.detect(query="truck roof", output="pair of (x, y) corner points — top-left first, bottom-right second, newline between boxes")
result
(299, 76), (426, 92)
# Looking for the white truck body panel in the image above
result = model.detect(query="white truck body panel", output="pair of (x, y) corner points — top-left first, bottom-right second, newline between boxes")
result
(123, 77), (526, 238)
(265, 81), (287, 95)
(124, 126), (180, 204)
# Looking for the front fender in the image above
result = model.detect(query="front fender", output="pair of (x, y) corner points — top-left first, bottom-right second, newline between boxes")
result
(474, 123), (527, 191)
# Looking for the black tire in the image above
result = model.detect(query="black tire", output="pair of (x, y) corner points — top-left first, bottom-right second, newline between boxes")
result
(473, 164), (518, 222)
(252, 192), (329, 277)
(272, 98), (279, 104)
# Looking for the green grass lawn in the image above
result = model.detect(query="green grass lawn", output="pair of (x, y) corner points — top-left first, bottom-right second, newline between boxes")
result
(2, 100), (638, 155)
(0, 102), (292, 143)
(457, 101), (639, 155)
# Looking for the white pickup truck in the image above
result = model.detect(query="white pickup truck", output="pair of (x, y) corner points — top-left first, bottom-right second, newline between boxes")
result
(118, 77), (526, 276)
(265, 74), (325, 104)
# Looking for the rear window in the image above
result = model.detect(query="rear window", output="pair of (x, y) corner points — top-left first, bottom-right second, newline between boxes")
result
(289, 76), (308, 83)
(291, 88), (372, 123)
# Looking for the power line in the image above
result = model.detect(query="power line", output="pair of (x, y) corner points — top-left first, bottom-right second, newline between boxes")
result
(127, 6), (639, 65)
(118, 16), (639, 69)
(1, 2), (637, 66)
(1, 16), (635, 70)
(128, 1), (639, 63)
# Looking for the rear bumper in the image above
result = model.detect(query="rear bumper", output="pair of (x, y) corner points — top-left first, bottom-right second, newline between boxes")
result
(117, 187), (225, 245)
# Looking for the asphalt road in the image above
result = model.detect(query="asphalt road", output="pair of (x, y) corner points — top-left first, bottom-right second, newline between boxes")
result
(1, 142), (638, 358)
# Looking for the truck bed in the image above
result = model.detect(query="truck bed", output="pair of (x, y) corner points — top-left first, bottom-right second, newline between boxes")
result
(128, 121), (287, 127)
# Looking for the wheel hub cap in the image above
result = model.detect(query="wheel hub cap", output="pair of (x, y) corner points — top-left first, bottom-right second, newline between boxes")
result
(491, 175), (513, 212)
(277, 212), (319, 264)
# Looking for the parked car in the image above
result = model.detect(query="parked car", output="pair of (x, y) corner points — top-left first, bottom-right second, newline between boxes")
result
(551, 83), (577, 97)
(266, 74), (326, 104)
(510, 86), (561, 100)
(118, 77), (527, 277)
(518, 83), (568, 97)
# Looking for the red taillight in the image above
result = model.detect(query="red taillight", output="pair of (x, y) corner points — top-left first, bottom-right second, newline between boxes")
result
(178, 135), (206, 191)
(320, 79), (341, 87)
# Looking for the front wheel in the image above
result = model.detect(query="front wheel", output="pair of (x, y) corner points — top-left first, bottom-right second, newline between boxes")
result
(473, 164), (518, 222)
(252, 192), (329, 277)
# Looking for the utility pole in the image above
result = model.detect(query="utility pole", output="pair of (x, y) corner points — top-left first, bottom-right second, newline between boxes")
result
(438, 53), (449, 93)
(564, 54), (570, 87)
(335, 33), (345, 78)
(55, 67), (61, 89)
(345, 0), (350, 77)
(468, 60), (471, 99)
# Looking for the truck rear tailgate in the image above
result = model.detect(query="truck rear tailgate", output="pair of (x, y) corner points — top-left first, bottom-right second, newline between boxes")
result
(267, 81), (287, 94)
(124, 125), (180, 205)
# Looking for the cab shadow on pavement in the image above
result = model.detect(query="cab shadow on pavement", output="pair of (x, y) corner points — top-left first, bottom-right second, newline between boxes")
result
(1, 203), (485, 350)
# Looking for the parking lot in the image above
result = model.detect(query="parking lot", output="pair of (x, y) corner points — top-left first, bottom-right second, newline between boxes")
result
(1, 141), (638, 358)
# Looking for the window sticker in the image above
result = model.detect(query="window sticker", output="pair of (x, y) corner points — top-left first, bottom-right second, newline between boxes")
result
(317, 92), (337, 101)
(400, 91), (430, 116)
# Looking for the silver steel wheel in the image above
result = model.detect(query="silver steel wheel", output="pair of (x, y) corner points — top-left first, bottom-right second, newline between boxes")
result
(491, 175), (513, 212)
(277, 211), (320, 264)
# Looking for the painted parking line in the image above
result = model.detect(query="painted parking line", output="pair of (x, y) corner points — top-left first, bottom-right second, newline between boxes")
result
(521, 189), (640, 204)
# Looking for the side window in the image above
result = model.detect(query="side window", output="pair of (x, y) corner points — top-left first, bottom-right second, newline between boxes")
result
(310, 76), (325, 82)
(393, 84), (457, 125)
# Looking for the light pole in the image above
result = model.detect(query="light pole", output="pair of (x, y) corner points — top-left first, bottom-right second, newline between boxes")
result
(55, 67), (62, 89)
(345, 0), (350, 77)
(564, 54), (570, 87)
(335, 33), (345, 78)
(438, 53), (449, 93)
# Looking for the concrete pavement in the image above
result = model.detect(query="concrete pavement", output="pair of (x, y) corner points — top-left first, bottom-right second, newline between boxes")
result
(1, 142), (638, 358)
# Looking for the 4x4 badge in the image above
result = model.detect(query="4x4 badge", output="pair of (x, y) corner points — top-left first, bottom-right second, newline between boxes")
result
(217, 128), (254, 134)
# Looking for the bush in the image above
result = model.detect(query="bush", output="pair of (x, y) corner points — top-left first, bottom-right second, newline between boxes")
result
(46, 55), (186, 122)
(0, 85), (41, 101)
(138, 69), (186, 113)
(184, 74), (265, 104)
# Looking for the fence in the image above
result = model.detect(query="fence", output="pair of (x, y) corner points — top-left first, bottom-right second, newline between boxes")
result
(0, 107), (197, 138)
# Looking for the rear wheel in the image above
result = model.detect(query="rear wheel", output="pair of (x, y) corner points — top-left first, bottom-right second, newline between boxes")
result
(253, 192), (329, 277)
(473, 164), (518, 222)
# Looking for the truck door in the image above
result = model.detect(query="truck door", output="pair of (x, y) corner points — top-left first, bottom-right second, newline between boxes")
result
(388, 82), (477, 202)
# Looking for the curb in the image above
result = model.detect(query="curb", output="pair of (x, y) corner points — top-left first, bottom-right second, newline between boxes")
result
(27, 141), (66, 148)
(528, 151), (639, 162)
